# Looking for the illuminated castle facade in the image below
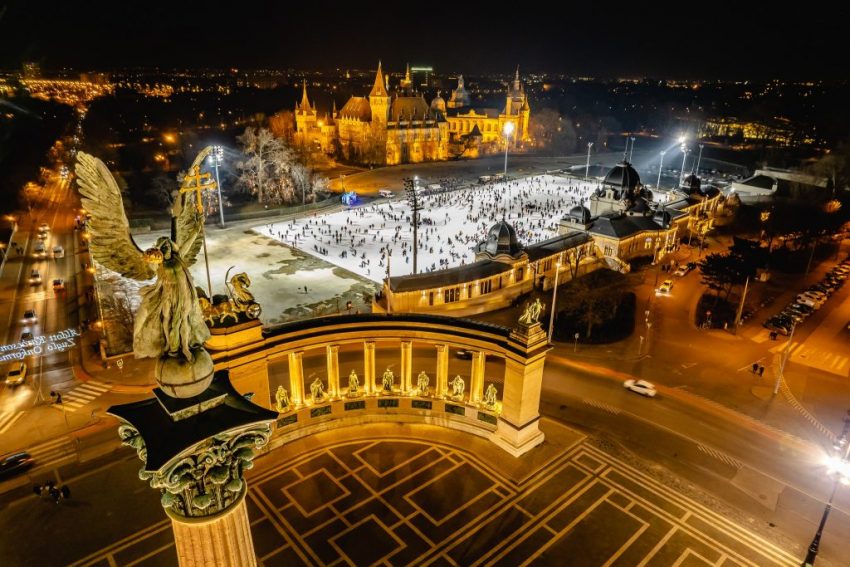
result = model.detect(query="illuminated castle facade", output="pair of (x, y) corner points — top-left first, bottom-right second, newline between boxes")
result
(294, 62), (531, 165)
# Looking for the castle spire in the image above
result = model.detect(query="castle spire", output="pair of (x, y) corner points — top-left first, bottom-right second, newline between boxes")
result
(370, 60), (389, 97)
(300, 79), (310, 110)
(513, 65), (521, 91)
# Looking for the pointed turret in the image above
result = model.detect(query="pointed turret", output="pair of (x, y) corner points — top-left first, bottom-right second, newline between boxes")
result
(514, 65), (521, 91)
(370, 61), (389, 97)
(400, 63), (412, 90)
(299, 79), (310, 110)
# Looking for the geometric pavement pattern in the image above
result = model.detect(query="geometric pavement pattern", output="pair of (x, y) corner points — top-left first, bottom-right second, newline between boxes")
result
(71, 439), (798, 567)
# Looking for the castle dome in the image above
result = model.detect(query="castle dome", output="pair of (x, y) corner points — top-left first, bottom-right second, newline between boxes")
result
(568, 205), (591, 224)
(430, 93), (446, 114)
(481, 220), (523, 257)
(603, 161), (641, 190)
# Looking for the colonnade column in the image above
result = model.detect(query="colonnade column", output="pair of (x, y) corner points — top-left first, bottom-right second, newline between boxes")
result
(400, 340), (413, 394)
(326, 345), (340, 398)
(470, 351), (486, 403)
(435, 344), (449, 397)
(363, 341), (376, 394)
(287, 351), (304, 404)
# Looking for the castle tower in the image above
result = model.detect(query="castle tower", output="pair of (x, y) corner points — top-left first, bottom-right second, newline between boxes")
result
(294, 79), (318, 137)
(400, 63), (413, 91)
(369, 61), (390, 128)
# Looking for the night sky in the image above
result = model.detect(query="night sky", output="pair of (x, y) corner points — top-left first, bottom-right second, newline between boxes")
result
(0, 1), (846, 80)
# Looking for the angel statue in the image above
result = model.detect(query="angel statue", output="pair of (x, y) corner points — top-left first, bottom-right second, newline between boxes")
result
(75, 151), (213, 398)
(518, 298), (544, 326)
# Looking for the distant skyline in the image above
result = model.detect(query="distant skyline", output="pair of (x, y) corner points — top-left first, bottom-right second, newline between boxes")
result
(1, 2), (846, 80)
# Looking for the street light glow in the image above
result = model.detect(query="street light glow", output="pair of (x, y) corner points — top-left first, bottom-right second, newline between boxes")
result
(503, 121), (515, 136)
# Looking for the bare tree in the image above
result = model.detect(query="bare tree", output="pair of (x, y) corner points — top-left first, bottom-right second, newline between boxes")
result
(146, 174), (177, 208)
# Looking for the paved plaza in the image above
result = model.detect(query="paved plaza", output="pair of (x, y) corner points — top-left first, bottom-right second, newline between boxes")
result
(66, 423), (798, 567)
(255, 175), (599, 283)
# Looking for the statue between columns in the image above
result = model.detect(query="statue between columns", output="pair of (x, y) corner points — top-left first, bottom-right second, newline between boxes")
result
(274, 385), (290, 412)
(381, 367), (395, 393)
(483, 383), (499, 410)
(450, 375), (465, 400)
(310, 377), (326, 402)
(348, 370), (360, 397)
(416, 371), (430, 396)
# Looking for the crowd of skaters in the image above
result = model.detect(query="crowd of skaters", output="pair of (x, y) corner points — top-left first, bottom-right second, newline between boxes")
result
(258, 175), (601, 283)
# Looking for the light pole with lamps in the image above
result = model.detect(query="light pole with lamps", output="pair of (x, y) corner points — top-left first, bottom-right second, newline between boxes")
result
(503, 121), (514, 177)
(585, 142), (593, 180)
(656, 150), (666, 189)
(628, 136), (636, 162)
(547, 259), (561, 342)
(208, 145), (225, 227)
(694, 143), (704, 175)
(679, 137), (688, 188)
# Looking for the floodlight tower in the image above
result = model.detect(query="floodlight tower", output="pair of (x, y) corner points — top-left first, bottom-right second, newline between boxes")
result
(503, 121), (515, 176)
(404, 176), (422, 275)
(208, 145), (225, 227)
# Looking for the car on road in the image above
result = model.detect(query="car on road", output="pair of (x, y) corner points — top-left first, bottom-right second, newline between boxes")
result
(52, 245), (64, 259)
(455, 349), (473, 360)
(33, 242), (46, 259)
(673, 264), (692, 277)
(623, 379), (657, 397)
(5, 362), (27, 386)
(52, 278), (65, 291)
(36, 231), (49, 241)
(22, 309), (37, 323)
(20, 331), (34, 342)
(0, 452), (34, 479)
(657, 280), (674, 294)
(29, 269), (42, 285)
(38, 223), (50, 233)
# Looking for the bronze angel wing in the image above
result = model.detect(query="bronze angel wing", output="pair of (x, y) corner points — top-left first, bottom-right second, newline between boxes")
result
(75, 152), (154, 281)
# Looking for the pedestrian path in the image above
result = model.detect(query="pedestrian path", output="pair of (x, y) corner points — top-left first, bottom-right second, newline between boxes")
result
(28, 436), (76, 470)
(0, 411), (25, 435)
(54, 380), (111, 412)
(770, 341), (850, 376)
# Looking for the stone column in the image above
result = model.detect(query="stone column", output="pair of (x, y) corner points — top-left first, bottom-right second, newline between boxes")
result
(492, 322), (549, 457)
(170, 489), (256, 567)
(363, 341), (376, 394)
(400, 340), (413, 394)
(326, 345), (340, 398)
(287, 351), (304, 405)
(435, 344), (449, 397)
(470, 351), (486, 403)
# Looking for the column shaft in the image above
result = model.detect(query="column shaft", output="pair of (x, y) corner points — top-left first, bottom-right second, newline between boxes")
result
(470, 351), (486, 403)
(170, 491), (257, 567)
(400, 340), (413, 394)
(287, 351), (304, 405)
(326, 345), (340, 398)
(363, 341), (376, 394)
(435, 344), (449, 397)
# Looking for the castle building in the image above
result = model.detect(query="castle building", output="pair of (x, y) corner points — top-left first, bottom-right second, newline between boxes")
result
(294, 62), (531, 165)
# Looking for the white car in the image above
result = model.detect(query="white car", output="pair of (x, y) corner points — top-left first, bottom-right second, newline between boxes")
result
(29, 270), (42, 285)
(52, 246), (64, 259)
(624, 379), (657, 397)
(38, 223), (50, 233)
(657, 280), (673, 294)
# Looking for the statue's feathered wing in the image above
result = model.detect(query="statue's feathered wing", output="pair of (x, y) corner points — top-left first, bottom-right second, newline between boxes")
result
(75, 152), (154, 281)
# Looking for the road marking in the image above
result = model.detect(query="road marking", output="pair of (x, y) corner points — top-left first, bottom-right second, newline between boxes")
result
(27, 436), (76, 470)
(54, 381), (112, 412)
(0, 411), (25, 435)
(582, 399), (621, 415)
(696, 444), (743, 469)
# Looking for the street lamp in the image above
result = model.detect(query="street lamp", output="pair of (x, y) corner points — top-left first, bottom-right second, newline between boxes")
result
(585, 142), (593, 180)
(803, 423), (850, 566)
(694, 143), (704, 175)
(503, 121), (515, 177)
(679, 141), (688, 188)
(547, 260), (561, 342)
(628, 136), (636, 162)
(208, 145), (225, 228)
(656, 150), (666, 189)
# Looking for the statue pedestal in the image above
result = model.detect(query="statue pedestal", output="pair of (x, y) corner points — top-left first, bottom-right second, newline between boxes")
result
(169, 487), (256, 567)
(493, 321), (550, 457)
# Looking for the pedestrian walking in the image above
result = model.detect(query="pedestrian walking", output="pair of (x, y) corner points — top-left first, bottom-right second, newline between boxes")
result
(751, 362), (758, 374)
(758, 366), (765, 377)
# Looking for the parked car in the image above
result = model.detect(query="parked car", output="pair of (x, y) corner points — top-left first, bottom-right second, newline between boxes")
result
(0, 452), (34, 479)
(52, 246), (64, 259)
(22, 309), (37, 323)
(657, 280), (674, 294)
(673, 264), (691, 277)
(623, 379), (657, 397)
(5, 362), (27, 386)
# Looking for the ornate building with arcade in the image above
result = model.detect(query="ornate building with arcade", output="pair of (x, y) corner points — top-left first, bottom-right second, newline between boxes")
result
(294, 63), (531, 165)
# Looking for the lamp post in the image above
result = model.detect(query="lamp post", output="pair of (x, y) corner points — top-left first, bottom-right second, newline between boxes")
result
(628, 136), (636, 162)
(503, 121), (514, 177)
(208, 145), (225, 228)
(774, 322), (796, 395)
(548, 260), (561, 343)
(404, 176), (421, 275)
(694, 143), (704, 175)
(657, 150), (666, 189)
(585, 142), (593, 180)
(679, 138), (688, 188)
(803, 425), (850, 566)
